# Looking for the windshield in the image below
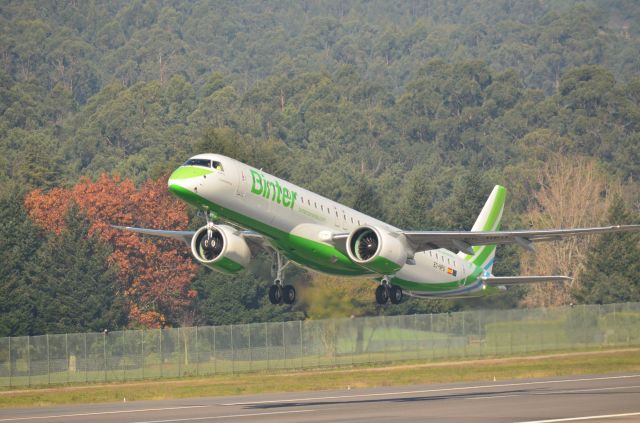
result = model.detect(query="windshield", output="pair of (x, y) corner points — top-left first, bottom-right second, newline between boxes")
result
(183, 158), (211, 168)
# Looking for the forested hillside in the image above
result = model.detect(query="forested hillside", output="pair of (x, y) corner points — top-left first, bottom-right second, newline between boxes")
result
(1, 0), (639, 336)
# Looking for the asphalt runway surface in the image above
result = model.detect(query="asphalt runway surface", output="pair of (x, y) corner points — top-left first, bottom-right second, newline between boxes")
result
(1, 373), (639, 423)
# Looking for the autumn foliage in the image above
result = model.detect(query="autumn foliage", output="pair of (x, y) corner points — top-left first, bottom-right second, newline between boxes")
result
(25, 174), (198, 328)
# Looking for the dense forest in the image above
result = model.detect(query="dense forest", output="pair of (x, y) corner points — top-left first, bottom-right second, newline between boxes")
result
(1, 0), (639, 336)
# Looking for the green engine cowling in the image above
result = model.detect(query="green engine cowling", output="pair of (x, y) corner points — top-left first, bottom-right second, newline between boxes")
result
(190, 224), (250, 274)
(346, 226), (408, 275)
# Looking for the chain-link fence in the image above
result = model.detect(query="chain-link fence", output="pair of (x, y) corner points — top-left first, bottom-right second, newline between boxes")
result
(0, 302), (638, 388)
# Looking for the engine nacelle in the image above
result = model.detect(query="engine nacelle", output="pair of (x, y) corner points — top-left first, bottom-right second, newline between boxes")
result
(191, 224), (251, 274)
(346, 226), (408, 274)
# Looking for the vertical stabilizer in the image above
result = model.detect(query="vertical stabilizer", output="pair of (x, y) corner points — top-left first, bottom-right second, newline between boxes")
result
(458, 185), (506, 273)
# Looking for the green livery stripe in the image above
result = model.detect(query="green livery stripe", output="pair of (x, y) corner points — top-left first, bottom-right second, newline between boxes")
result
(207, 257), (245, 274)
(361, 256), (402, 274)
(169, 166), (213, 179)
(481, 186), (506, 231)
(169, 184), (487, 292)
(170, 184), (367, 276)
(391, 265), (483, 292)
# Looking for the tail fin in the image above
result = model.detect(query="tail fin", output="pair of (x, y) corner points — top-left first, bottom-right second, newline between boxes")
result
(458, 185), (506, 274)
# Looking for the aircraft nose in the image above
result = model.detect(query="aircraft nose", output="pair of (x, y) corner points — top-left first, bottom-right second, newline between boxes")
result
(167, 166), (211, 206)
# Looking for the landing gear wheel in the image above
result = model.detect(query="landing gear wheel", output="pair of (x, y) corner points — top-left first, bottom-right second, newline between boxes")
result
(282, 285), (296, 305)
(375, 284), (390, 305)
(269, 284), (282, 305)
(389, 285), (403, 304)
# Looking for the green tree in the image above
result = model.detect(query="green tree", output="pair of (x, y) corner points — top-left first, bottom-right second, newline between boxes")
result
(0, 185), (41, 337)
(575, 196), (640, 304)
(22, 205), (127, 334)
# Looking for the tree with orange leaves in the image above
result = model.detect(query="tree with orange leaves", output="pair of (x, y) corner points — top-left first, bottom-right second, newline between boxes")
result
(25, 174), (198, 328)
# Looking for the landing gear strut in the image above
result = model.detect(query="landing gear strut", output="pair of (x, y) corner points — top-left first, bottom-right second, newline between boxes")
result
(375, 277), (402, 305)
(269, 250), (296, 305)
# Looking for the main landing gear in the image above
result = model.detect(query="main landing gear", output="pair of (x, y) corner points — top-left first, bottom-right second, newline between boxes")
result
(375, 277), (403, 305)
(268, 250), (296, 305)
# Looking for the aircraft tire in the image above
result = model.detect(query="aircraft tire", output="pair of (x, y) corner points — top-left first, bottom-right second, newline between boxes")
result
(283, 285), (296, 305)
(389, 285), (403, 304)
(375, 285), (389, 305)
(269, 284), (282, 305)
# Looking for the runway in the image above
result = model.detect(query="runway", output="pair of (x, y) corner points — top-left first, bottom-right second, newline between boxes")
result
(1, 373), (639, 422)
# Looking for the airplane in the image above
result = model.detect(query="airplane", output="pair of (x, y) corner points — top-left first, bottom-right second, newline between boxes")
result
(115, 153), (640, 305)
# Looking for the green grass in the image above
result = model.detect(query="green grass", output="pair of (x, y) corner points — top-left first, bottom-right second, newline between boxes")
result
(1, 347), (638, 409)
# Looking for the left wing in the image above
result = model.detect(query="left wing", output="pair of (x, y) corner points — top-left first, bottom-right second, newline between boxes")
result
(402, 225), (640, 255)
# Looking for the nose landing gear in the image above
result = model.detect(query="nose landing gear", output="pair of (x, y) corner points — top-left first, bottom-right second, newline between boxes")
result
(268, 250), (296, 305)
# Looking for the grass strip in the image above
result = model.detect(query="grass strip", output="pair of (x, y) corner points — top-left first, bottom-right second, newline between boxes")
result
(1, 347), (639, 409)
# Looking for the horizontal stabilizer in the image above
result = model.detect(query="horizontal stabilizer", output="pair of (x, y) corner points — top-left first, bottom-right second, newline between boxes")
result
(481, 275), (572, 286)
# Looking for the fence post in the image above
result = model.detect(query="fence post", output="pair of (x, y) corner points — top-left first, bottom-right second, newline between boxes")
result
(84, 332), (87, 383)
(65, 333), (69, 384)
(178, 327), (182, 377)
(141, 330), (144, 380)
(159, 329), (163, 379)
(195, 326), (199, 377)
(265, 322), (269, 370)
(213, 326), (216, 375)
(582, 304), (587, 348)
(231, 325), (236, 374)
(122, 331), (126, 381)
(462, 312), (466, 358)
(299, 320), (303, 369)
(27, 336), (31, 387)
(46, 334), (50, 385)
(248, 324), (252, 372)
(414, 314), (419, 360)
(382, 315), (387, 362)
(103, 331), (107, 383)
(332, 319), (337, 366)
(282, 321), (286, 369)
(8, 336), (11, 389)
(430, 313), (434, 360)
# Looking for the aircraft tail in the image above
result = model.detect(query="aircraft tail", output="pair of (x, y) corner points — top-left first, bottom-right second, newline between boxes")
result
(458, 185), (506, 274)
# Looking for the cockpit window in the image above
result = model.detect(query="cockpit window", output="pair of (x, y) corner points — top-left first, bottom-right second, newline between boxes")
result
(183, 158), (224, 171)
(184, 158), (212, 168)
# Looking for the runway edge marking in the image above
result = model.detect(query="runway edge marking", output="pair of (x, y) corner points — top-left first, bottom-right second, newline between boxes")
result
(221, 374), (640, 406)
